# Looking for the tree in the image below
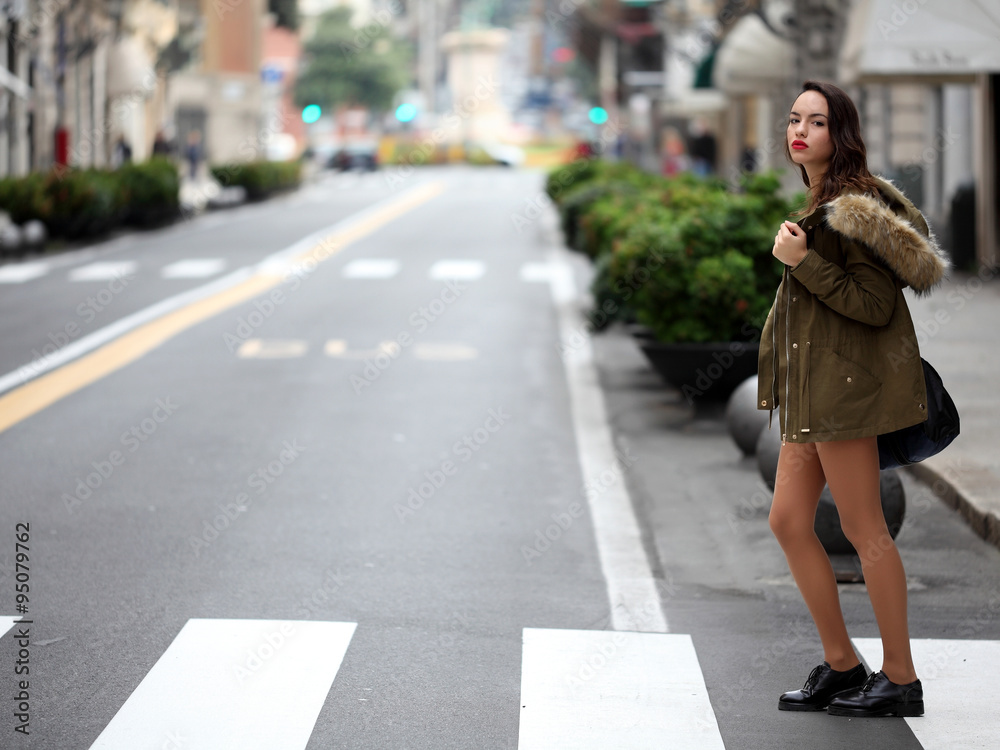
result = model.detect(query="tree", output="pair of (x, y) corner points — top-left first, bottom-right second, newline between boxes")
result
(294, 7), (413, 114)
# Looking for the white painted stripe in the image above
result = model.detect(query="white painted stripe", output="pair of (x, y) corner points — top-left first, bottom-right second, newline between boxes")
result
(413, 342), (478, 360)
(0, 617), (19, 639)
(90, 619), (356, 750)
(0, 262), (50, 283)
(518, 629), (723, 749)
(429, 260), (486, 280)
(341, 259), (400, 278)
(519, 262), (555, 283)
(236, 339), (309, 359)
(543, 205), (668, 633)
(68, 261), (137, 282)
(161, 258), (227, 279)
(852, 637), (1000, 747)
(0, 181), (443, 396)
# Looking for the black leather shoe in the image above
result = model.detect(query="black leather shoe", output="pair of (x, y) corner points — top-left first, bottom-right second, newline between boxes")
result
(778, 662), (868, 712)
(828, 670), (924, 717)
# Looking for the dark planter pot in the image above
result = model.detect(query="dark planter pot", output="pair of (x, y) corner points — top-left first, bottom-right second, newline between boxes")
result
(636, 339), (760, 402)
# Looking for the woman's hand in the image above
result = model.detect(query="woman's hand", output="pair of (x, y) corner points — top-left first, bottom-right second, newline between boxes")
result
(772, 221), (809, 267)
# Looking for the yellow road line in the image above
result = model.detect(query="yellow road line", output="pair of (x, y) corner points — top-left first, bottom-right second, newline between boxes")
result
(0, 181), (446, 435)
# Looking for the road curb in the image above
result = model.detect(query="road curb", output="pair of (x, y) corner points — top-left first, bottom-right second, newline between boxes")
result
(906, 462), (1000, 550)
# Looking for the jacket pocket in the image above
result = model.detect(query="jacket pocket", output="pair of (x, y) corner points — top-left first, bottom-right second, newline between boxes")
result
(808, 348), (882, 436)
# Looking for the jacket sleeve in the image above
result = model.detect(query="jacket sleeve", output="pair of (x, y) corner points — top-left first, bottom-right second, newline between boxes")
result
(789, 233), (897, 326)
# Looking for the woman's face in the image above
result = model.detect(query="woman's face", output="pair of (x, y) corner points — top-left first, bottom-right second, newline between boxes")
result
(787, 90), (833, 173)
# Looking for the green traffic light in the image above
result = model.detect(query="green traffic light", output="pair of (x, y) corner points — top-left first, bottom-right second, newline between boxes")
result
(302, 105), (322, 124)
(588, 107), (609, 125)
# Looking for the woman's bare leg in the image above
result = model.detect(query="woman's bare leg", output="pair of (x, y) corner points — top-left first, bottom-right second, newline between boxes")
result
(769, 441), (859, 670)
(815, 436), (917, 685)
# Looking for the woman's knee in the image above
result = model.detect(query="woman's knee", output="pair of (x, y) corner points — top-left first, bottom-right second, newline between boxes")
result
(839, 515), (894, 556)
(769, 503), (815, 544)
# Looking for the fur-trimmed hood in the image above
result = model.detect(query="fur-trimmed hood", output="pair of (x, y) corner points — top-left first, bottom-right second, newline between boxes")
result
(823, 176), (949, 293)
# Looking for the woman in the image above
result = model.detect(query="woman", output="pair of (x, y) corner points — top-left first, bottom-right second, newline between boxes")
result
(757, 81), (948, 717)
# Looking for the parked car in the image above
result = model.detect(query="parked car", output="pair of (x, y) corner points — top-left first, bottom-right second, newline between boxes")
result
(328, 143), (378, 172)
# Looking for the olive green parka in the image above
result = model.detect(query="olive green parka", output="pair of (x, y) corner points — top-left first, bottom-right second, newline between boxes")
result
(757, 177), (949, 443)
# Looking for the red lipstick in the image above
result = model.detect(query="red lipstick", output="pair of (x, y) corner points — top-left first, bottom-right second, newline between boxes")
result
(791, 140), (807, 150)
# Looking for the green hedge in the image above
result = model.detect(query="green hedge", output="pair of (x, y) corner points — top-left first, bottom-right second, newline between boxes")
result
(0, 158), (181, 240)
(548, 160), (801, 342)
(210, 160), (302, 201)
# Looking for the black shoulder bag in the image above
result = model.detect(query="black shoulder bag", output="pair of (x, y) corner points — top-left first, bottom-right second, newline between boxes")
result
(877, 358), (960, 470)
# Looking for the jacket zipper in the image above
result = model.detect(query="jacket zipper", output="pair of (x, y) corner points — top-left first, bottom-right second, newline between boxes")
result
(782, 267), (791, 443)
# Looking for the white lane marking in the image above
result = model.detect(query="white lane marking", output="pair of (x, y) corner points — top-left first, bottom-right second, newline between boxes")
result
(413, 342), (478, 361)
(0, 617), (20, 638)
(519, 262), (555, 283)
(237, 339), (309, 359)
(429, 260), (486, 280)
(89, 619), (356, 750)
(544, 209), (668, 633)
(518, 629), (723, 749)
(161, 258), (227, 279)
(0, 262), (50, 283)
(0, 181), (441, 396)
(341, 259), (400, 278)
(324, 340), (400, 359)
(853, 638), (1000, 747)
(68, 261), (137, 282)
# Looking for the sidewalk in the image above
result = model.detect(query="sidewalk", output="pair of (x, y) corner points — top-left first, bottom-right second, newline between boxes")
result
(903, 270), (1000, 547)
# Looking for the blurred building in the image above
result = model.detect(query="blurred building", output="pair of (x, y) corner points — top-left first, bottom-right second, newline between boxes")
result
(169, 0), (266, 167)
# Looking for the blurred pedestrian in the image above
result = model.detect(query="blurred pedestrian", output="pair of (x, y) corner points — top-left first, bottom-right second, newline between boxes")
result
(152, 129), (174, 158)
(759, 81), (948, 718)
(660, 127), (687, 177)
(185, 130), (203, 180)
(688, 119), (717, 177)
(113, 135), (132, 167)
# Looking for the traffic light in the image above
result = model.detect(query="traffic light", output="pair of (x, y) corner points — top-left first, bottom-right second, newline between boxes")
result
(302, 105), (322, 124)
(395, 103), (417, 123)
(588, 107), (608, 125)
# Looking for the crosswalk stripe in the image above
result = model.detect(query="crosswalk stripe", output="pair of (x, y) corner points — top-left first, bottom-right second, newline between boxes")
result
(341, 259), (400, 278)
(519, 262), (556, 283)
(89, 619), (356, 750)
(0, 617), (19, 638)
(0, 261), (50, 283)
(69, 261), (137, 282)
(161, 259), (227, 279)
(518, 629), (724, 749)
(429, 260), (486, 280)
(853, 637), (1000, 747)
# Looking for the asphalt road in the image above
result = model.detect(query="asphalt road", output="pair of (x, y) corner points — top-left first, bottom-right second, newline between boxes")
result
(0, 166), (998, 749)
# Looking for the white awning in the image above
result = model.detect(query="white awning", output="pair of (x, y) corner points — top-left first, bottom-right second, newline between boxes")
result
(712, 13), (794, 95)
(841, 0), (1000, 83)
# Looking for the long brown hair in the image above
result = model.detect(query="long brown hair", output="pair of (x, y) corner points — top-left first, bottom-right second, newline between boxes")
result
(787, 80), (882, 214)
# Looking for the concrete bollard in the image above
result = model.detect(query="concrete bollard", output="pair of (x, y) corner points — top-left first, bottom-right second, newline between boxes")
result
(756, 423), (782, 490)
(725, 375), (769, 456)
